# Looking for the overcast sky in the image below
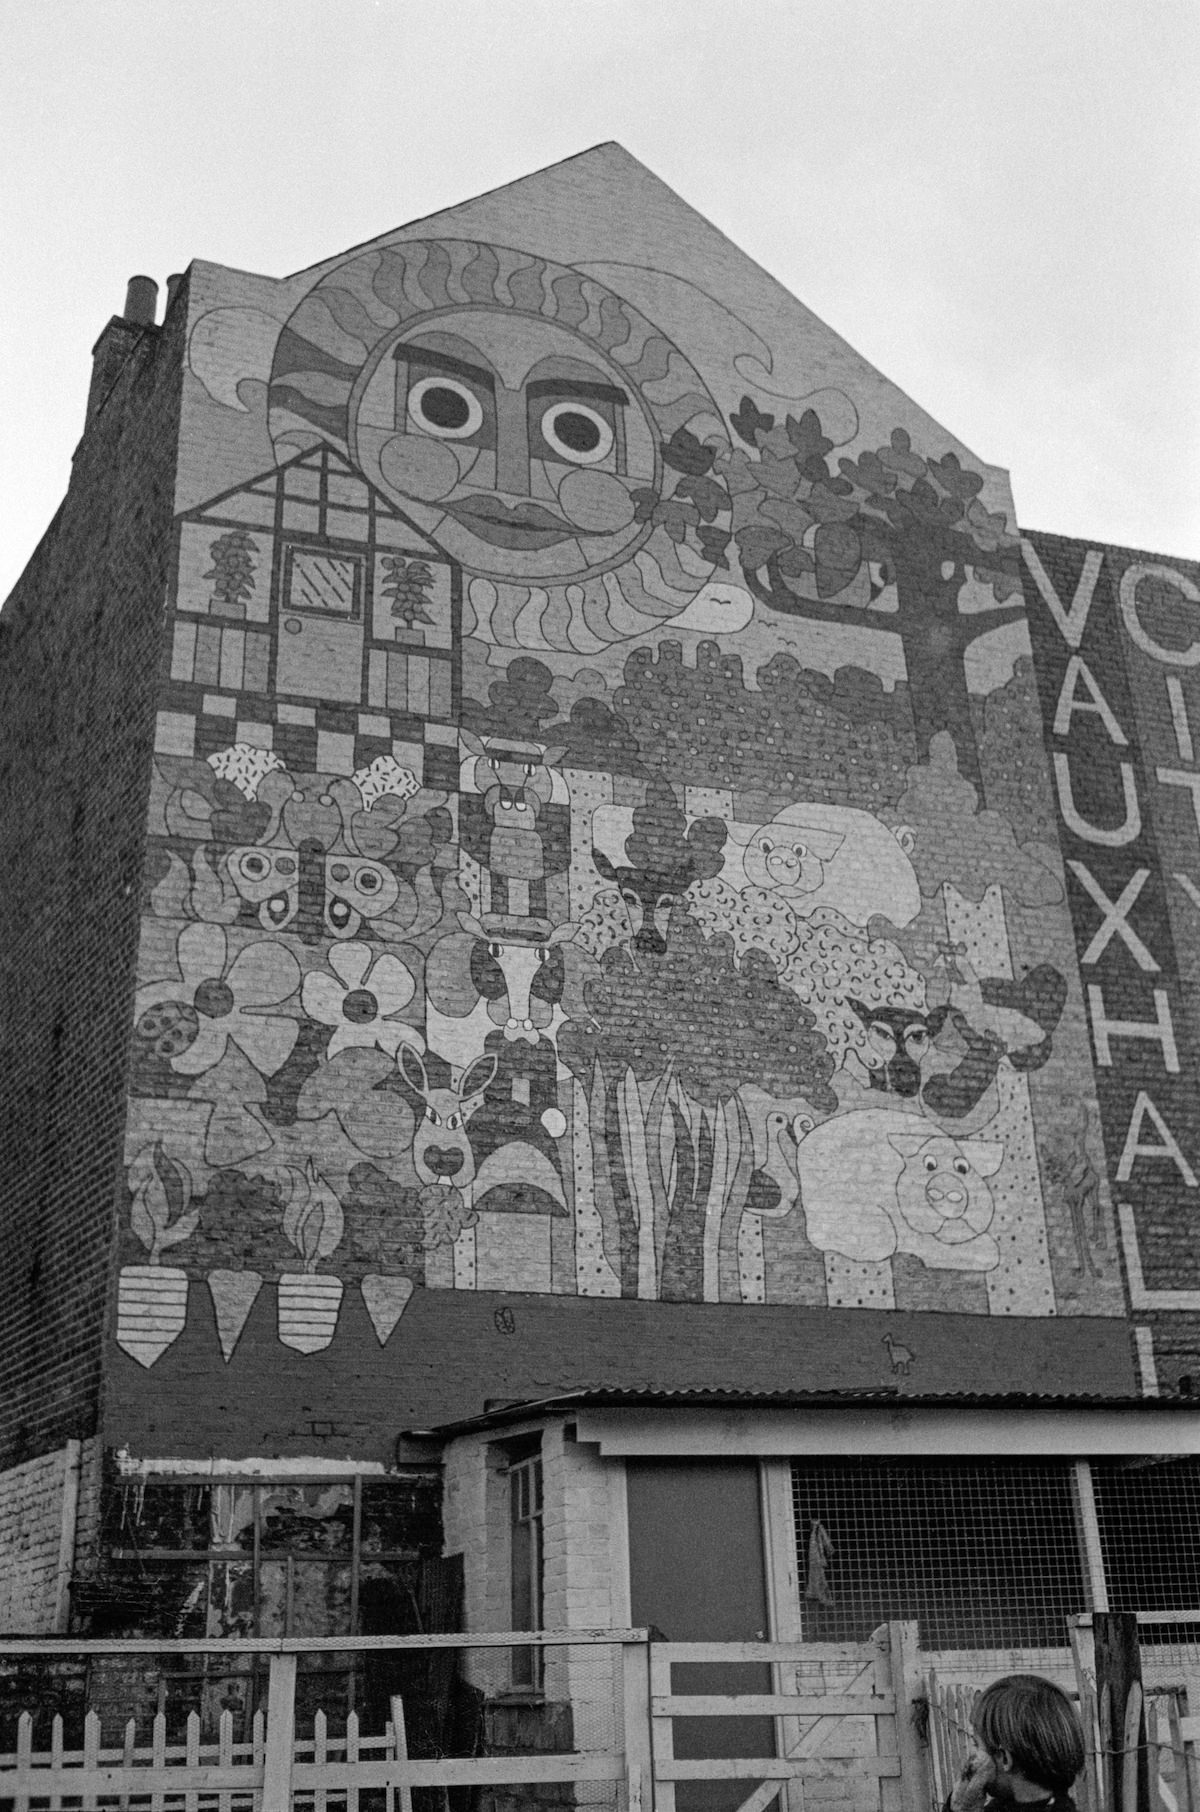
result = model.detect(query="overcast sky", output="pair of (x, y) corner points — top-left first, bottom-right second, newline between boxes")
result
(2, 0), (1197, 605)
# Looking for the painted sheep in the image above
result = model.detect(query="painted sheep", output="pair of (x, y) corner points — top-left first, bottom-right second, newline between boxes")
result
(721, 802), (921, 928)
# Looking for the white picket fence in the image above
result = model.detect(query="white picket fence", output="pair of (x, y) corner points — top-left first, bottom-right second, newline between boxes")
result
(0, 1632), (641, 1812)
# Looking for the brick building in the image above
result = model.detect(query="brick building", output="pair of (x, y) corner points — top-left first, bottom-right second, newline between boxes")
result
(3, 144), (1200, 1724)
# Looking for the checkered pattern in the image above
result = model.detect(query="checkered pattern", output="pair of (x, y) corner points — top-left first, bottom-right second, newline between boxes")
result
(156, 682), (461, 785)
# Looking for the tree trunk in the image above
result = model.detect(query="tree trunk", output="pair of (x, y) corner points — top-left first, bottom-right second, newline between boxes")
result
(604, 1081), (641, 1296)
(893, 554), (983, 794)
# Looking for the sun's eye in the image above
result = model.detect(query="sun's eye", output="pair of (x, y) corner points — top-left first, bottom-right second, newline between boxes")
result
(409, 376), (484, 439)
(540, 401), (613, 465)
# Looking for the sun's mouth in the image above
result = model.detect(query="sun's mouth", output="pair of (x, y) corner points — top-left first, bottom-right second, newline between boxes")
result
(446, 496), (575, 550)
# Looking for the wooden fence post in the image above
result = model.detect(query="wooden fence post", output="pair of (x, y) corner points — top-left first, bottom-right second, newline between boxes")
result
(1069, 1617), (1103, 1812)
(1093, 1613), (1148, 1812)
(622, 1635), (652, 1812)
(889, 1621), (931, 1812)
(390, 1695), (414, 1812)
(261, 1652), (297, 1812)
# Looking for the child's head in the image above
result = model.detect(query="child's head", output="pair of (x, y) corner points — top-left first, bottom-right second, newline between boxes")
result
(973, 1675), (1085, 1794)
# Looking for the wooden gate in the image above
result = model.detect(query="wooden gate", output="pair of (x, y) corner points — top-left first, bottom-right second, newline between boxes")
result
(650, 1620), (928, 1812)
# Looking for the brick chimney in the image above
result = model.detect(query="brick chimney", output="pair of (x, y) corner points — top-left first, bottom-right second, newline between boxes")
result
(84, 276), (160, 428)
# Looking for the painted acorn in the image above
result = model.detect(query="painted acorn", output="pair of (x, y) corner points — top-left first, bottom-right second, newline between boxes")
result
(117, 1142), (199, 1368)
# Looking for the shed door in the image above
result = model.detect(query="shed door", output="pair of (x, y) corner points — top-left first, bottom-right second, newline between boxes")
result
(626, 1461), (774, 1812)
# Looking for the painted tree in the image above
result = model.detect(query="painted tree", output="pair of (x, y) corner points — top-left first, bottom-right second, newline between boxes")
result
(638, 412), (1028, 793)
(559, 911), (835, 1300)
(730, 408), (1026, 791)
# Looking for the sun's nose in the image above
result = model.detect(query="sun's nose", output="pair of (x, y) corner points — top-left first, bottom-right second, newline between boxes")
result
(494, 386), (531, 497)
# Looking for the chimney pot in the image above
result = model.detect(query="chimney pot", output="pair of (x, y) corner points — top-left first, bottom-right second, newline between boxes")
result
(123, 276), (158, 327)
(164, 273), (185, 313)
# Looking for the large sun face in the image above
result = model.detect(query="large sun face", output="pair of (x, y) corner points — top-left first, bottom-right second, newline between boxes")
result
(348, 312), (661, 583)
(268, 239), (729, 647)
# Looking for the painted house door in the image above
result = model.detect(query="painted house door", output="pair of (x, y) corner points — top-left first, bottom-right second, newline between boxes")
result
(274, 544), (366, 703)
(626, 1460), (775, 1812)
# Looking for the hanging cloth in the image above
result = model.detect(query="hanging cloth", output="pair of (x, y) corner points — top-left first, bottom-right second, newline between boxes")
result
(805, 1518), (834, 1606)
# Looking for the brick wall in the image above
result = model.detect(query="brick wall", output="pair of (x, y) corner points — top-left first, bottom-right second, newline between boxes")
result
(0, 1441), (82, 1633)
(0, 287), (185, 1469)
(442, 1417), (623, 1776)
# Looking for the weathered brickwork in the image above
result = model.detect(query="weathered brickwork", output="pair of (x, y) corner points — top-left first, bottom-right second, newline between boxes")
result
(442, 1423), (620, 1779)
(0, 1441), (82, 1633)
(0, 289), (186, 1470)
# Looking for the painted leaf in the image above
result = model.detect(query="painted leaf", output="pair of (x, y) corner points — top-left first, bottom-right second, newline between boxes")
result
(661, 427), (716, 476)
(731, 396), (775, 447)
(280, 1160), (344, 1269)
(736, 525), (792, 572)
(785, 410), (834, 462)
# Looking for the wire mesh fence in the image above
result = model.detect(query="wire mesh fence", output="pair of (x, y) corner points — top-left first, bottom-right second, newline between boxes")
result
(791, 1458), (1089, 1657)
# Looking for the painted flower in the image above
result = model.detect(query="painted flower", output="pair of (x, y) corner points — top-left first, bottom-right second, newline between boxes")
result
(302, 941), (421, 1059)
(134, 924), (300, 1077)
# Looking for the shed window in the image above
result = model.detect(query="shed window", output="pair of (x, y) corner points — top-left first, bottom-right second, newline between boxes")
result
(508, 1439), (545, 1691)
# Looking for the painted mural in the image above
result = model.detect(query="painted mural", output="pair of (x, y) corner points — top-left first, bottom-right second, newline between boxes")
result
(114, 176), (1125, 1370)
(1023, 533), (1200, 1397)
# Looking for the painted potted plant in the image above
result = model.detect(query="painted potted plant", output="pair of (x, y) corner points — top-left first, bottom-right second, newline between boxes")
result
(276, 1160), (345, 1353)
(381, 555), (436, 644)
(117, 1142), (199, 1367)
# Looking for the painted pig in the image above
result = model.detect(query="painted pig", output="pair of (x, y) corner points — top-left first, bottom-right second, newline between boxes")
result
(793, 1108), (1003, 1270)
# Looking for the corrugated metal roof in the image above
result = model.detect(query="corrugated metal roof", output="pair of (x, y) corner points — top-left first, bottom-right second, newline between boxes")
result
(407, 1383), (1194, 1439)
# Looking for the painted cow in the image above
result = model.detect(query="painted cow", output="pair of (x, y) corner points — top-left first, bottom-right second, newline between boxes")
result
(425, 913), (596, 1075)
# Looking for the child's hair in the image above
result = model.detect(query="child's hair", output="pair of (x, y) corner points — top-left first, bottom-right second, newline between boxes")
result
(974, 1674), (1085, 1793)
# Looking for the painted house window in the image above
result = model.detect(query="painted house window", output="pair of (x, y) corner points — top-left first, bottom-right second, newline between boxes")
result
(508, 1439), (544, 1691)
(283, 546), (364, 617)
